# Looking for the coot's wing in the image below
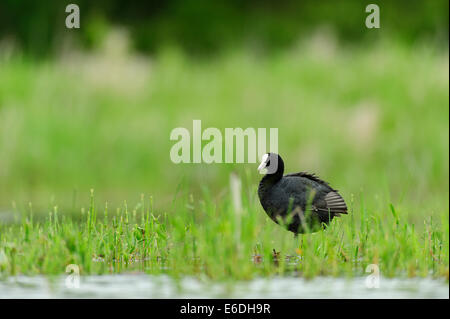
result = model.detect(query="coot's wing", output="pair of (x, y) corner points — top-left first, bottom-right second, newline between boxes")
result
(284, 172), (337, 191)
(285, 172), (348, 216)
(320, 191), (348, 215)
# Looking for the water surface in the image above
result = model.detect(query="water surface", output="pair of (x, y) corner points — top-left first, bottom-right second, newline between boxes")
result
(0, 275), (448, 298)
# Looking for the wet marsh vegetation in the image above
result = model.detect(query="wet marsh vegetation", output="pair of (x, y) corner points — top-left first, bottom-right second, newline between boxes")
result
(0, 187), (448, 281)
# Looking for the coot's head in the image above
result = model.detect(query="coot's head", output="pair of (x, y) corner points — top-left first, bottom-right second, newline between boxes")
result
(257, 152), (284, 176)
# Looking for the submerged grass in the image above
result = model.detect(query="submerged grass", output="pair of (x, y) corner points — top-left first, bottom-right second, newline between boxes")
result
(0, 186), (448, 281)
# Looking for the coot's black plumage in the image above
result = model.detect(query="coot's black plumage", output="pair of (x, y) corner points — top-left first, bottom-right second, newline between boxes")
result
(257, 153), (347, 234)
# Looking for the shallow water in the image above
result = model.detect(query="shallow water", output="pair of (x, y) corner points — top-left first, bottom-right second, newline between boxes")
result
(0, 275), (448, 298)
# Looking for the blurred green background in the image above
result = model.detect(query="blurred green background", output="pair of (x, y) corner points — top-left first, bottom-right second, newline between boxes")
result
(0, 1), (448, 221)
(1, 0), (448, 55)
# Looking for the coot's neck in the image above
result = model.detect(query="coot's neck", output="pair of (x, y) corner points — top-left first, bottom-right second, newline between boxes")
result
(259, 156), (284, 188)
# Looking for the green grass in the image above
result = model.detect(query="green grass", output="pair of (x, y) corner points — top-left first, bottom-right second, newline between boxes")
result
(0, 33), (448, 280)
(0, 188), (448, 280)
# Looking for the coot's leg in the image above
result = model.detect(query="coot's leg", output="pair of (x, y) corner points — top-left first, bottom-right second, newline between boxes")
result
(272, 249), (280, 267)
(296, 236), (303, 256)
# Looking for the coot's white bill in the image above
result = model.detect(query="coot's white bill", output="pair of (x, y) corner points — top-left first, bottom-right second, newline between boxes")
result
(258, 153), (269, 171)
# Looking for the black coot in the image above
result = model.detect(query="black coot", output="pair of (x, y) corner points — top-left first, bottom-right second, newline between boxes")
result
(257, 153), (347, 234)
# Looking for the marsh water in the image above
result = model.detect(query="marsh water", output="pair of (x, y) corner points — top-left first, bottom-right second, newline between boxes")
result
(0, 275), (448, 298)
